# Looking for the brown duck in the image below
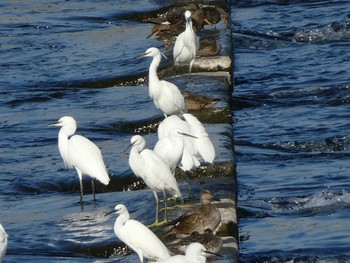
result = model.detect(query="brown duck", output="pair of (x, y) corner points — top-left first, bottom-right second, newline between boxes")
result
(167, 189), (221, 238)
(183, 91), (219, 110)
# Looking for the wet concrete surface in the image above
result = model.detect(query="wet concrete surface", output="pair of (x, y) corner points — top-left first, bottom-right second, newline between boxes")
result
(130, 0), (238, 261)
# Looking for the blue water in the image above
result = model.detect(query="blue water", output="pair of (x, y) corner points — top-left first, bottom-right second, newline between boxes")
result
(0, 1), (233, 262)
(2, 0), (350, 262)
(233, 0), (350, 262)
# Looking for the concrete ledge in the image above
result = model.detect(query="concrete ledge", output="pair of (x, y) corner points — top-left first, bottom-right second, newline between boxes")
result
(138, 0), (238, 262)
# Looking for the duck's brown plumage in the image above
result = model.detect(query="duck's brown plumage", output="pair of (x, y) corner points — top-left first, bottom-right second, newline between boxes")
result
(183, 91), (219, 110)
(168, 189), (221, 238)
(147, 8), (214, 40)
(170, 229), (223, 254)
(198, 36), (222, 57)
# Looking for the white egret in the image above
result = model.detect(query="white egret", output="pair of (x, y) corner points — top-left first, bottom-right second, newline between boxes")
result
(155, 242), (220, 263)
(154, 128), (197, 173)
(50, 116), (110, 204)
(142, 47), (187, 116)
(128, 135), (181, 225)
(167, 190), (221, 238)
(106, 204), (170, 263)
(182, 114), (215, 163)
(157, 114), (215, 171)
(173, 10), (199, 76)
(0, 224), (7, 262)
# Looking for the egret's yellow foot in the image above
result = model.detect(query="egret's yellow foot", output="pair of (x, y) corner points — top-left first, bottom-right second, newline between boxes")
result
(159, 197), (177, 203)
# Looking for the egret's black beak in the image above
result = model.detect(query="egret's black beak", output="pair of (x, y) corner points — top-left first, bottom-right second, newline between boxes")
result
(48, 121), (60, 127)
(123, 141), (136, 155)
(135, 52), (147, 59)
(136, 49), (153, 60)
(105, 209), (115, 216)
(135, 50), (167, 60)
(178, 131), (198, 139)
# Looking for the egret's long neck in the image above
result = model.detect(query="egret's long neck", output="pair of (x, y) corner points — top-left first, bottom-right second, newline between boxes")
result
(119, 211), (129, 224)
(148, 54), (162, 98)
(149, 53), (161, 81)
(129, 145), (145, 176)
(186, 18), (194, 34)
(115, 211), (129, 231)
(58, 124), (76, 168)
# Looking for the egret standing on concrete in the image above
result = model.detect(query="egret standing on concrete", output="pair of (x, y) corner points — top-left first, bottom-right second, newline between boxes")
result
(106, 204), (170, 263)
(0, 223), (7, 262)
(157, 114), (215, 171)
(50, 116), (110, 204)
(154, 128), (197, 174)
(128, 135), (181, 225)
(173, 10), (199, 76)
(142, 47), (187, 116)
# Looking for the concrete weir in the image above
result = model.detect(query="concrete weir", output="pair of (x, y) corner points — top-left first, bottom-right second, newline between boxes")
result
(137, 0), (239, 262)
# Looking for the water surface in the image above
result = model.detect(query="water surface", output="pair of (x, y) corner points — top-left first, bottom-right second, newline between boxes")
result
(233, 0), (350, 262)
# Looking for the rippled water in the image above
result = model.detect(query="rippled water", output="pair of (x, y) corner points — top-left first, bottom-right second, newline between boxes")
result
(233, 0), (350, 262)
(0, 0), (233, 262)
(3, 0), (350, 262)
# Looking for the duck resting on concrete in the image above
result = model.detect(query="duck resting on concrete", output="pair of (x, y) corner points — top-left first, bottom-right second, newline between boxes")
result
(165, 189), (221, 238)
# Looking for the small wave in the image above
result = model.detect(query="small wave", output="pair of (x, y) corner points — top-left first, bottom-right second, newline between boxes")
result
(273, 135), (350, 153)
(234, 85), (350, 110)
(293, 22), (350, 43)
(235, 20), (350, 44)
(301, 190), (350, 209)
(236, 134), (350, 154)
(268, 190), (350, 214)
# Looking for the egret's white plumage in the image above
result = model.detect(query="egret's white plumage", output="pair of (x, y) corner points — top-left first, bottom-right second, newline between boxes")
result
(173, 10), (199, 76)
(128, 135), (181, 224)
(182, 114), (215, 163)
(157, 114), (215, 171)
(154, 129), (197, 173)
(155, 242), (208, 263)
(109, 204), (170, 263)
(154, 129), (186, 173)
(143, 47), (187, 116)
(50, 116), (110, 203)
(0, 224), (7, 262)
